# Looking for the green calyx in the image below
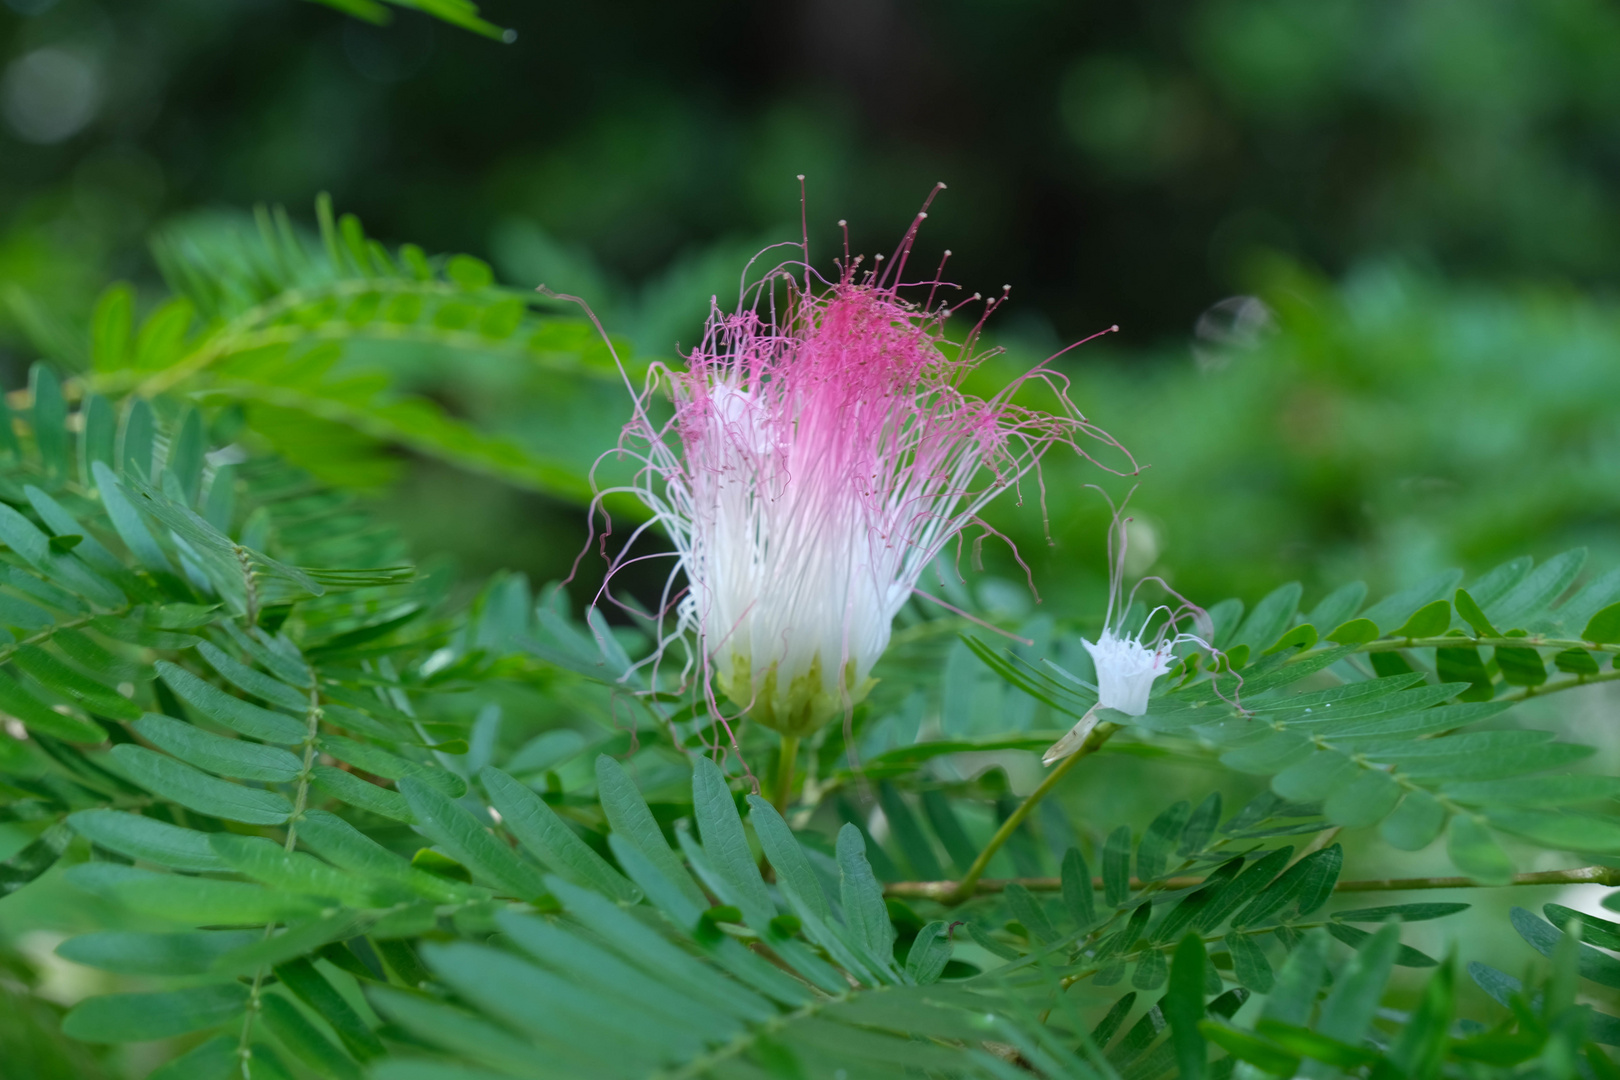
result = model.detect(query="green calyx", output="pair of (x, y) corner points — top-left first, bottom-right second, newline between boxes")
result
(716, 649), (876, 736)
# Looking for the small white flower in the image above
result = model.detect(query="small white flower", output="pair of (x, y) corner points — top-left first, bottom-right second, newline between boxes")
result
(1043, 494), (1214, 765)
(1082, 629), (1173, 717)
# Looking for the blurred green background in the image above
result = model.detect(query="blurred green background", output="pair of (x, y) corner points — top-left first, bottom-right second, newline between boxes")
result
(4, 1), (1620, 1072)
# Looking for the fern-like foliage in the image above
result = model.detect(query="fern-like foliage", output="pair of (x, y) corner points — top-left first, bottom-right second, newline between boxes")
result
(58, 197), (635, 499)
(968, 555), (1620, 884)
(5, 206), (1620, 1079)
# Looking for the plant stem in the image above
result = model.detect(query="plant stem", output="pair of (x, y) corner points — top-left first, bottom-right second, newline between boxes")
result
(886, 863), (1620, 901)
(942, 720), (1120, 905)
(1291, 634), (1620, 663)
(774, 734), (799, 813)
(1500, 668), (1620, 702)
(236, 682), (322, 1077)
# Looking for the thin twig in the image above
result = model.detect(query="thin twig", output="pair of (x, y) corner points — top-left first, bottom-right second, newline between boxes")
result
(942, 721), (1120, 904)
(886, 864), (1620, 901)
(1292, 634), (1620, 663)
(235, 679), (322, 1076)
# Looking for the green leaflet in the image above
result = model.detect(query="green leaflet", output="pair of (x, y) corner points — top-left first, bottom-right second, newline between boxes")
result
(134, 712), (303, 782)
(1102, 824), (1132, 906)
(260, 993), (364, 1080)
(366, 989), (558, 1079)
(320, 733), (465, 797)
(1305, 581), (1366, 633)
(66, 863), (324, 924)
(29, 364), (68, 476)
(223, 620), (314, 687)
(297, 808), (476, 903)
(1324, 923), (1438, 967)
(88, 461), (175, 577)
(398, 776), (547, 899)
(1061, 847), (1097, 929)
(1486, 809), (1620, 852)
(144, 1036), (240, 1080)
(1224, 931), (1274, 993)
(1359, 569), (1464, 633)
(1322, 769), (1402, 827)
(746, 796), (836, 929)
(110, 744), (292, 825)
(1179, 792), (1222, 855)
(497, 909), (745, 1045)
(1137, 799), (1191, 880)
(156, 660), (309, 743)
(595, 754), (706, 910)
(1441, 774), (1620, 807)
(1334, 902), (1470, 923)
(1585, 602), (1620, 644)
(63, 984), (249, 1043)
(169, 409), (206, 504)
(690, 756), (775, 927)
(1163, 935), (1209, 1080)
(1006, 882), (1058, 945)
(1381, 791), (1449, 851)
(1391, 741), (1593, 781)
(480, 765), (638, 902)
(1392, 598), (1452, 638)
(310, 765), (414, 822)
(1271, 631), (1319, 665)
(420, 940), (684, 1072)
(685, 758), (850, 993)
(56, 929), (260, 975)
(208, 833), (377, 906)
(837, 822), (896, 967)
(1232, 581), (1302, 655)
(67, 808), (227, 871)
(1511, 907), (1620, 991)
(212, 912), (368, 976)
(275, 956), (385, 1061)
(1488, 549), (1586, 631)
(551, 870), (788, 1016)
(905, 921), (953, 984)
(196, 640), (310, 712)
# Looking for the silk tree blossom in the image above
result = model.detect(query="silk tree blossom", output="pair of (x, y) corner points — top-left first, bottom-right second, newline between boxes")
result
(588, 203), (1131, 740)
(1042, 497), (1220, 765)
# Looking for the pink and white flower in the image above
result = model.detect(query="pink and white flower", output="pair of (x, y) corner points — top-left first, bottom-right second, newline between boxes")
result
(591, 200), (1130, 737)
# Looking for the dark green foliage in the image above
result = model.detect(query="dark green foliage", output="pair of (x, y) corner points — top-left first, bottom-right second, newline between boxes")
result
(0, 235), (1615, 1080)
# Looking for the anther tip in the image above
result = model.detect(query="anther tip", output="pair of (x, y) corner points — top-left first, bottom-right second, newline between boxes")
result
(796, 173), (805, 181)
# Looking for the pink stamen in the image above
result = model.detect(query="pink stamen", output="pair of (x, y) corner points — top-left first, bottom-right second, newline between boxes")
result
(577, 189), (1135, 747)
